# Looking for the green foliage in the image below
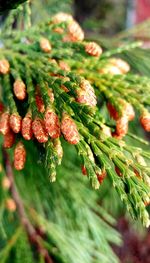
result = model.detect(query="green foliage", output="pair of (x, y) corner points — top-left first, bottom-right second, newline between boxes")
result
(0, 2), (150, 263)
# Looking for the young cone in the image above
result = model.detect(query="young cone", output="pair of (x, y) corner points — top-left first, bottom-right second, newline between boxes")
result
(85, 42), (102, 57)
(9, 113), (22, 133)
(13, 79), (26, 100)
(21, 112), (33, 140)
(116, 116), (128, 138)
(40, 38), (52, 53)
(44, 108), (60, 139)
(68, 21), (84, 42)
(14, 142), (26, 170)
(0, 59), (10, 74)
(0, 112), (10, 135)
(32, 117), (48, 143)
(61, 112), (80, 144)
(3, 130), (15, 148)
(76, 79), (97, 107)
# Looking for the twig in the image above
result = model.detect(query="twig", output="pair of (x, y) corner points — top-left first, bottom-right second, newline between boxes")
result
(2, 147), (53, 263)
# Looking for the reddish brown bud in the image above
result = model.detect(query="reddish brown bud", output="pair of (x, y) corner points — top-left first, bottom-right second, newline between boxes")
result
(32, 117), (48, 143)
(35, 91), (45, 113)
(61, 113), (80, 144)
(85, 42), (102, 57)
(0, 102), (4, 114)
(21, 112), (33, 140)
(61, 85), (69, 93)
(81, 165), (87, 176)
(40, 38), (52, 53)
(59, 61), (70, 71)
(5, 198), (16, 212)
(9, 113), (21, 133)
(68, 21), (84, 42)
(0, 59), (10, 74)
(14, 142), (26, 170)
(97, 170), (106, 184)
(107, 102), (119, 120)
(140, 111), (150, 132)
(3, 130), (15, 148)
(44, 108), (60, 138)
(13, 79), (26, 100)
(115, 166), (122, 177)
(0, 112), (10, 135)
(116, 116), (128, 138)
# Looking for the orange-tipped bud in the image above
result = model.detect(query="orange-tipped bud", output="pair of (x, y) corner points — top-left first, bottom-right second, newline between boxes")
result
(32, 117), (48, 143)
(22, 112), (33, 140)
(0, 112), (10, 135)
(3, 130), (15, 148)
(61, 113), (80, 144)
(59, 61), (70, 71)
(40, 38), (52, 53)
(76, 79), (97, 107)
(68, 21), (84, 42)
(0, 59), (10, 74)
(13, 79), (26, 100)
(44, 108), (60, 139)
(85, 42), (102, 57)
(9, 113), (22, 133)
(140, 111), (150, 132)
(116, 116), (128, 138)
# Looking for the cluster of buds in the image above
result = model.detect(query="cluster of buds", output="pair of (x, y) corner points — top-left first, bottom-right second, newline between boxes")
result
(76, 79), (97, 107)
(107, 99), (135, 138)
(99, 58), (130, 75)
(52, 12), (84, 42)
(0, 111), (21, 142)
(85, 42), (103, 57)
